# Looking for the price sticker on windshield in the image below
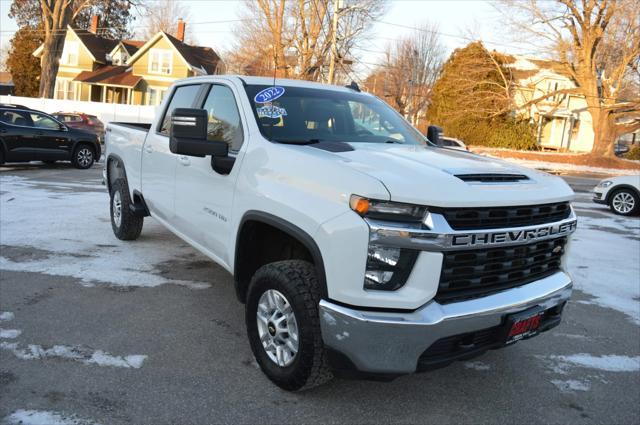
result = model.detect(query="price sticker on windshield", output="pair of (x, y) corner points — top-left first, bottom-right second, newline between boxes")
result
(254, 86), (285, 103)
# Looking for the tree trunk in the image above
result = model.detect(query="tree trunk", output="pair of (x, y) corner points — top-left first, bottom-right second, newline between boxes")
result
(39, 31), (66, 98)
(588, 106), (617, 158)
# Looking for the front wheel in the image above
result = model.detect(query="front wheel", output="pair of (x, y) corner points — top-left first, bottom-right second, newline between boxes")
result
(609, 188), (640, 216)
(110, 179), (143, 240)
(246, 260), (332, 391)
(72, 144), (95, 169)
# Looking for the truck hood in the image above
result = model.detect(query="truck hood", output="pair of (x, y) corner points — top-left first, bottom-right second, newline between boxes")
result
(331, 144), (574, 207)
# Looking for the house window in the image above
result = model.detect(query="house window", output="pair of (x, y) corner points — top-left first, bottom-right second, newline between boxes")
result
(148, 49), (172, 75)
(60, 41), (79, 66)
(55, 79), (78, 100)
(146, 87), (168, 105)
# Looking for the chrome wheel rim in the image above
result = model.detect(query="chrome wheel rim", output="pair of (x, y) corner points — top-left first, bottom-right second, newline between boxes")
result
(256, 289), (299, 367)
(113, 190), (122, 227)
(77, 148), (93, 167)
(612, 192), (635, 214)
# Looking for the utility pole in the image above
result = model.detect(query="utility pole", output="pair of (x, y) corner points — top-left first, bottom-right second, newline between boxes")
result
(327, 0), (341, 85)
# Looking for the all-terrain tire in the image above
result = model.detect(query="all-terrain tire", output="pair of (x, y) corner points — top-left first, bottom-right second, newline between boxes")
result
(110, 179), (143, 240)
(72, 143), (95, 169)
(246, 260), (333, 391)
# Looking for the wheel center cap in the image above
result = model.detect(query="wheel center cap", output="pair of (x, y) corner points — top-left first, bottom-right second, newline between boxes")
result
(267, 322), (276, 336)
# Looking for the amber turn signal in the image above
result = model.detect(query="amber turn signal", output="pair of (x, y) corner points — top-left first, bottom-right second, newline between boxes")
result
(349, 195), (370, 215)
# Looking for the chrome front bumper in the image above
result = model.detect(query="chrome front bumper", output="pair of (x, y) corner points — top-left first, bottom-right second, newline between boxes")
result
(319, 271), (572, 374)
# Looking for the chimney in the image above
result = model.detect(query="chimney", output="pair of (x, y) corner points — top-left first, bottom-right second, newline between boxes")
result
(176, 18), (185, 42)
(89, 15), (99, 34)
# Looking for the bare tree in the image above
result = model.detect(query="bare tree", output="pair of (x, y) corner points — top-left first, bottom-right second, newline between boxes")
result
(227, 0), (385, 83)
(499, 0), (640, 157)
(138, 0), (192, 41)
(366, 23), (445, 125)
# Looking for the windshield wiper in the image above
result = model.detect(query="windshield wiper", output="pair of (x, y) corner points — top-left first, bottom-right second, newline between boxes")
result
(385, 140), (404, 144)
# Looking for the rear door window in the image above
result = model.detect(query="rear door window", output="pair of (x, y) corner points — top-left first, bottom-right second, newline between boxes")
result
(159, 84), (203, 135)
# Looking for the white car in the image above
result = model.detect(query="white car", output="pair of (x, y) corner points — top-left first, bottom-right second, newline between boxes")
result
(593, 175), (640, 216)
(105, 76), (576, 390)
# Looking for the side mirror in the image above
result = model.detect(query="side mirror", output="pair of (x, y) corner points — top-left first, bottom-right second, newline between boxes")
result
(59, 124), (68, 131)
(427, 125), (442, 146)
(169, 108), (228, 157)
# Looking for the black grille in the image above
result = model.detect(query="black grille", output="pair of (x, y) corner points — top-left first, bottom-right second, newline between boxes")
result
(455, 173), (529, 183)
(434, 202), (571, 230)
(437, 238), (566, 303)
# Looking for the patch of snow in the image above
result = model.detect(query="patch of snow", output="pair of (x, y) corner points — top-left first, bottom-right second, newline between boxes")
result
(0, 311), (15, 322)
(551, 379), (591, 393)
(464, 361), (491, 371)
(567, 214), (640, 324)
(482, 155), (640, 176)
(0, 341), (147, 369)
(550, 354), (640, 373)
(0, 176), (211, 289)
(541, 353), (640, 374)
(0, 328), (21, 339)
(4, 409), (100, 425)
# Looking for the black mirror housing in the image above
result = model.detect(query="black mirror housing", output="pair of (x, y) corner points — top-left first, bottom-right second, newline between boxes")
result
(169, 108), (228, 157)
(427, 125), (443, 146)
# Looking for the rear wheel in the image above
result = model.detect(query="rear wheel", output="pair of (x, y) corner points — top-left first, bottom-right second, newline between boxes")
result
(609, 188), (640, 216)
(110, 179), (143, 240)
(246, 260), (332, 391)
(72, 144), (95, 169)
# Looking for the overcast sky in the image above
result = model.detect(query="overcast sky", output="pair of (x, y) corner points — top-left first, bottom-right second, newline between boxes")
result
(0, 0), (532, 74)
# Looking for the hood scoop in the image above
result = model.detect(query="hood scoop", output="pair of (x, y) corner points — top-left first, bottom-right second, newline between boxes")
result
(454, 173), (530, 183)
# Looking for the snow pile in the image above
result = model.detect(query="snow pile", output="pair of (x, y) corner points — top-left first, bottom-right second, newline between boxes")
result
(0, 176), (211, 289)
(4, 409), (100, 425)
(1, 341), (147, 369)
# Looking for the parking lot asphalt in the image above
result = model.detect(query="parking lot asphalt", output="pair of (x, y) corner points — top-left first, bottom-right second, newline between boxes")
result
(1, 161), (639, 425)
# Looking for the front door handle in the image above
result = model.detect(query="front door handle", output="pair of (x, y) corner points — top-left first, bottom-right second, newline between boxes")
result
(178, 155), (191, 166)
(144, 145), (153, 154)
(0, 128), (7, 133)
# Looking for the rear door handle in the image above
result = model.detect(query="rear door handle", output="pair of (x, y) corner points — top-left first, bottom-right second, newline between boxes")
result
(144, 145), (153, 153)
(178, 155), (191, 166)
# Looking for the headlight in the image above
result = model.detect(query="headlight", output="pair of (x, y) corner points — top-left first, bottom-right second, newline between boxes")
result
(351, 195), (422, 291)
(597, 180), (613, 188)
(350, 195), (426, 222)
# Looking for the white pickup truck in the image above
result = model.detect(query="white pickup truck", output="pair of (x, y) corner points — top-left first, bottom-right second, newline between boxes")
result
(105, 76), (577, 390)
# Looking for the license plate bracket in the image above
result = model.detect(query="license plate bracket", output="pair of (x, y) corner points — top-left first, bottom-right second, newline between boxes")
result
(503, 306), (545, 345)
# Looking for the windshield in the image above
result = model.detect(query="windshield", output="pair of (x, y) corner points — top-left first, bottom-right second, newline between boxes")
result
(244, 84), (427, 145)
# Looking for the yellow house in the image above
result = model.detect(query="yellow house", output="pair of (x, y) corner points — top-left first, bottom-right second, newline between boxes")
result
(508, 56), (595, 153)
(33, 18), (224, 106)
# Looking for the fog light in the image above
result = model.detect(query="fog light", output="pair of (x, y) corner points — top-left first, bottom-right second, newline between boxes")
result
(364, 245), (419, 291)
(368, 245), (401, 267)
